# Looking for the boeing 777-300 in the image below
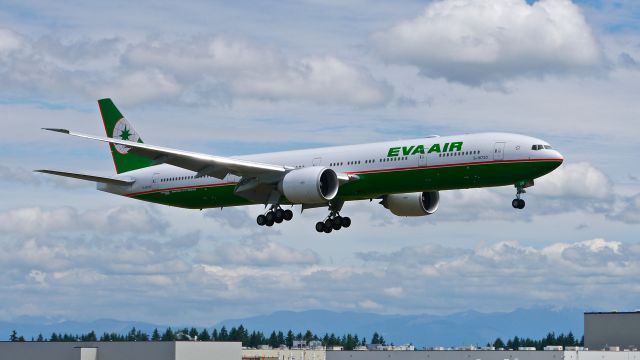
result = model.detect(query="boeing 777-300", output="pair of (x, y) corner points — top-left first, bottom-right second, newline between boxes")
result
(37, 99), (564, 233)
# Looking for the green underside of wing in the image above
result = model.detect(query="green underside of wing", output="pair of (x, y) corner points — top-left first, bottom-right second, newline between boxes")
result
(129, 160), (561, 209)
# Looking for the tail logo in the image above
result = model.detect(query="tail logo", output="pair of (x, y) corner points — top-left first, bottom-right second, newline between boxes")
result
(112, 118), (139, 154)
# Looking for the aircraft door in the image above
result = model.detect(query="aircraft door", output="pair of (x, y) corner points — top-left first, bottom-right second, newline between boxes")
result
(152, 173), (160, 190)
(312, 157), (322, 166)
(494, 142), (505, 160)
(418, 154), (427, 167)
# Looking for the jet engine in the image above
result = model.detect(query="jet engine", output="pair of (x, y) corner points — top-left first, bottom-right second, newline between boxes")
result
(279, 167), (339, 204)
(381, 191), (440, 216)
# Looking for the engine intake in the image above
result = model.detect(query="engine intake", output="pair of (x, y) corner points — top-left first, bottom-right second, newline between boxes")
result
(279, 167), (339, 204)
(382, 191), (440, 216)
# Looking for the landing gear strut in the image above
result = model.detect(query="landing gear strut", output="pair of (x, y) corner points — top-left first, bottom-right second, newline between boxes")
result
(315, 202), (351, 233)
(257, 205), (293, 227)
(512, 185), (526, 209)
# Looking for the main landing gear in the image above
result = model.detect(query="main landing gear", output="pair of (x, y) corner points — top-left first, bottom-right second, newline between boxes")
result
(512, 184), (526, 209)
(315, 210), (351, 233)
(256, 206), (293, 227)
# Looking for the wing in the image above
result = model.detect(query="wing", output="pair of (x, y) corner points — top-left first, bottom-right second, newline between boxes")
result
(43, 128), (288, 180)
(34, 169), (135, 186)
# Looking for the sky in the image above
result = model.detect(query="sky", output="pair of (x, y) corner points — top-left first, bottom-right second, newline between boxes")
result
(0, 0), (639, 326)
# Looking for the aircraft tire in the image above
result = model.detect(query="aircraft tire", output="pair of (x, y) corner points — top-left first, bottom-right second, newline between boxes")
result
(284, 209), (293, 221)
(342, 217), (351, 228)
(315, 222), (325, 232)
(266, 218), (275, 227)
(256, 214), (267, 226)
(518, 199), (526, 209)
(266, 211), (275, 222)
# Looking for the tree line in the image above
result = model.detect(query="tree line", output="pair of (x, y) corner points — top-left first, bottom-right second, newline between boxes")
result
(8, 326), (387, 350)
(490, 332), (584, 350)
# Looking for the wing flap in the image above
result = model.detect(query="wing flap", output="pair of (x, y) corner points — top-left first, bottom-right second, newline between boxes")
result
(35, 169), (135, 186)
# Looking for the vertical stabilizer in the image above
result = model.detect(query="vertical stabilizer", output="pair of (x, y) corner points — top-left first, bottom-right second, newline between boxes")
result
(98, 98), (153, 174)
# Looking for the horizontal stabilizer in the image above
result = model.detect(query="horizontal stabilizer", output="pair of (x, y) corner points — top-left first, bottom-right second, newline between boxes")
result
(34, 169), (135, 186)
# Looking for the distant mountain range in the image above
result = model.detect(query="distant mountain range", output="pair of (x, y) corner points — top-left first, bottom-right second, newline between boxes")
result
(0, 317), (163, 341)
(1, 308), (584, 346)
(216, 308), (584, 347)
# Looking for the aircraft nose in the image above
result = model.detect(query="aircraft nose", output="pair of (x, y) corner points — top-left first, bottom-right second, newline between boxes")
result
(555, 150), (564, 163)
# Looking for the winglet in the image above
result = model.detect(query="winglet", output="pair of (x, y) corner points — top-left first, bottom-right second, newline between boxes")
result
(42, 128), (70, 134)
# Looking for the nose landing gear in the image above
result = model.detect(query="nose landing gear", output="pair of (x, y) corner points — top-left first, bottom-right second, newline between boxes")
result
(512, 183), (527, 209)
(257, 205), (293, 227)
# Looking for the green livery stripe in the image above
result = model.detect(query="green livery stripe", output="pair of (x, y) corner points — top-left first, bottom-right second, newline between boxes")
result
(128, 159), (562, 209)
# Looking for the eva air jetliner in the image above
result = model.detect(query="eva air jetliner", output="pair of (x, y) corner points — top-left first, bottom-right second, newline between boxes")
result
(38, 99), (564, 233)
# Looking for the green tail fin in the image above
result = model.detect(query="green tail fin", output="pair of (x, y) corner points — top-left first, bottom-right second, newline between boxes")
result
(98, 98), (153, 174)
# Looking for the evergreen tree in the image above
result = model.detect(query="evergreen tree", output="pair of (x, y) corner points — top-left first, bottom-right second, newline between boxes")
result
(493, 338), (505, 348)
(277, 331), (285, 346)
(286, 330), (294, 348)
(161, 327), (175, 341)
(268, 331), (279, 348)
(199, 329), (211, 341)
(212, 329), (219, 341)
(81, 331), (97, 342)
(152, 329), (161, 341)
(304, 330), (314, 343)
(189, 327), (199, 340)
(36, 334), (44, 342)
(219, 326), (229, 341)
(9, 330), (18, 342)
(371, 332), (380, 345)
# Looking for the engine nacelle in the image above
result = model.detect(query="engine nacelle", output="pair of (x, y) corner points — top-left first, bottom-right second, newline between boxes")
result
(279, 167), (339, 204)
(382, 191), (440, 216)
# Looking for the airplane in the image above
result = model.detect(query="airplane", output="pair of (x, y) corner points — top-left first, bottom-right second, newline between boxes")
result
(37, 98), (564, 233)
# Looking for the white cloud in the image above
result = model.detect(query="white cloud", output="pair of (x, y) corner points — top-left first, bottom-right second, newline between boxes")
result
(606, 193), (640, 224)
(358, 299), (383, 310)
(373, 0), (602, 84)
(203, 207), (253, 228)
(0, 206), (168, 235)
(0, 29), (390, 106)
(0, 28), (22, 53)
(195, 239), (320, 267)
(0, 165), (42, 185)
(124, 37), (392, 106)
(95, 69), (183, 105)
(536, 162), (612, 199)
(383, 287), (404, 298)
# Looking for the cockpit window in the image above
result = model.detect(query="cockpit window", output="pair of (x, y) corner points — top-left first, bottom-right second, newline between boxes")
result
(531, 144), (551, 150)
